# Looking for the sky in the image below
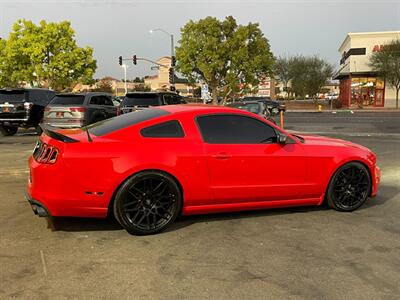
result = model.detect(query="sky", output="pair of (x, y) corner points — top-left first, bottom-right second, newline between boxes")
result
(0, 0), (399, 80)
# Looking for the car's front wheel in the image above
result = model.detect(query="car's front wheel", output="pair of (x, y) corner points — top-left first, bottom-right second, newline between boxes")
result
(0, 125), (18, 136)
(326, 162), (371, 211)
(113, 171), (182, 235)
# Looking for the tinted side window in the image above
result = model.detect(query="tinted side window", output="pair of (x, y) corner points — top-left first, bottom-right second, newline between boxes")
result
(141, 120), (184, 138)
(103, 96), (114, 106)
(197, 114), (276, 144)
(90, 96), (103, 105)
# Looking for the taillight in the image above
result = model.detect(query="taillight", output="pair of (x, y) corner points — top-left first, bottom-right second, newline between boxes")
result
(69, 107), (86, 112)
(33, 141), (59, 164)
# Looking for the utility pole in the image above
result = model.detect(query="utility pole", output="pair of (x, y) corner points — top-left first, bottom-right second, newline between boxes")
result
(150, 28), (176, 91)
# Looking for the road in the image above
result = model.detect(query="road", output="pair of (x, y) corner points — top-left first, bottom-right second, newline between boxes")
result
(0, 112), (399, 299)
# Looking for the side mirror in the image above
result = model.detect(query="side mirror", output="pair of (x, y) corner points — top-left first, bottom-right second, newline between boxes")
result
(277, 133), (288, 144)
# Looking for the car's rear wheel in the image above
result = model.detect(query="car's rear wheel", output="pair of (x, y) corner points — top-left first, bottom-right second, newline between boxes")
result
(0, 125), (18, 136)
(326, 162), (371, 211)
(113, 171), (182, 235)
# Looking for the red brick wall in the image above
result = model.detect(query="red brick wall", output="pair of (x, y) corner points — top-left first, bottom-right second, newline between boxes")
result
(339, 77), (351, 107)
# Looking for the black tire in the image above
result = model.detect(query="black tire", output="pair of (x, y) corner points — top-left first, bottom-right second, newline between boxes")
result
(0, 125), (18, 136)
(113, 171), (182, 235)
(326, 162), (371, 212)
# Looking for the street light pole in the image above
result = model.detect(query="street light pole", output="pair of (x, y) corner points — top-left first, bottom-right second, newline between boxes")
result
(150, 28), (175, 90)
(121, 64), (127, 94)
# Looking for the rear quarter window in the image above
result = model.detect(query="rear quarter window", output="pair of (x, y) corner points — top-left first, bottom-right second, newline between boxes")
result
(141, 120), (184, 138)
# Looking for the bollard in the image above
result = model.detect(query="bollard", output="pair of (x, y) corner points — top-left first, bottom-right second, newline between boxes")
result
(280, 110), (284, 129)
(318, 104), (322, 112)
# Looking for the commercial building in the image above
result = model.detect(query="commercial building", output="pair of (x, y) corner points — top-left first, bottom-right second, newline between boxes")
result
(144, 57), (198, 96)
(334, 31), (400, 108)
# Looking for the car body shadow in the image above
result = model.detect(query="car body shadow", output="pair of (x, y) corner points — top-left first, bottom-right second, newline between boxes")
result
(47, 184), (396, 234)
(47, 205), (329, 234)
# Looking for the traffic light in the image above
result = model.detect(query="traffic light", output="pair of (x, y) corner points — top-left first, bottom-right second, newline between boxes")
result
(169, 68), (174, 84)
(118, 56), (122, 66)
(132, 55), (137, 65)
(171, 56), (176, 67)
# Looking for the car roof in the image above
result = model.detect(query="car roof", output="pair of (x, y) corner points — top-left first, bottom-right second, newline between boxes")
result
(55, 92), (111, 97)
(125, 91), (178, 96)
(157, 104), (250, 116)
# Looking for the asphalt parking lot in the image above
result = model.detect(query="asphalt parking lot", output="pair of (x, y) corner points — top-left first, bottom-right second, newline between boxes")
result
(1, 112), (399, 299)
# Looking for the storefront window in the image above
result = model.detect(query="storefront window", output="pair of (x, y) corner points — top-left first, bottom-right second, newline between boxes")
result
(350, 77), (384, 107)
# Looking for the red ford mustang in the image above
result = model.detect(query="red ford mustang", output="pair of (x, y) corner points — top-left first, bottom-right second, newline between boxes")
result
(27, 105), (381, 235)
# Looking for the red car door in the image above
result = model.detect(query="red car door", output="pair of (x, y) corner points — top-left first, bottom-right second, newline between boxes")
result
(197, 114), (309, 204)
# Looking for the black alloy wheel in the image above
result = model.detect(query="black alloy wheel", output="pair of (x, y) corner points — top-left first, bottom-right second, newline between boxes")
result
(327, 162), (371, 211)
(114, 171), (182, 235)
(0, 125), (18, 136)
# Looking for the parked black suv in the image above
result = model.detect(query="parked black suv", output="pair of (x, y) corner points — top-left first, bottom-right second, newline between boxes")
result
(120, 92), (186, 113)
(0, 88), (56, 136)
(42, 92), (118, 128)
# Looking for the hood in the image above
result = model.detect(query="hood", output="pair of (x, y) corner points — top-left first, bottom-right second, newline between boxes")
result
(296, 134), (371, 151)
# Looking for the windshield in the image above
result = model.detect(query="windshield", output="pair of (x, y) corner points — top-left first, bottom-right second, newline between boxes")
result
(228, 102), (261, 114)
(0, 90), (27, 103)
(83, 107), (170, 136)
(123, 94), (160, 106)
(50, 95), (85, 105)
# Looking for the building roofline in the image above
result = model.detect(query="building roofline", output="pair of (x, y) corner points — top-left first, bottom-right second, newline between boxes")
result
(338, 31), (400, 52)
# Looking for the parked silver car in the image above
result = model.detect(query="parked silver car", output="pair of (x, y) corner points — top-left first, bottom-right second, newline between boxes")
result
(43, 92), (118, 128)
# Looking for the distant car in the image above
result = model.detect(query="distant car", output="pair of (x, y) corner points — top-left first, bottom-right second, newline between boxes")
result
(0, 88), (56, 136)
(226, 101), (276, 123)
(242, 96), (286, 115)
(120, 92), (186, 114)
(42, 92), (118, 128)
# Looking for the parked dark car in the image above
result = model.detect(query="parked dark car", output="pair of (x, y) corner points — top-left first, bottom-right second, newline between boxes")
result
(120, 92), (186, 113)
(42, 92), (118, 128)
(227, 101), (277, 124)
(242, 96), (286, 115)
(0, 88), (56, 136)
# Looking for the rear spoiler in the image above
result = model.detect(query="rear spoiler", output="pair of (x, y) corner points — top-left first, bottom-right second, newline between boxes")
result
(40, 124), (79, 143)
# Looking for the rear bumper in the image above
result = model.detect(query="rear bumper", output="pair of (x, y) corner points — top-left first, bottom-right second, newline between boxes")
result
(25, 191), (51, 217)
(42, 119), (85, 128)
(27, 156), (109, 218)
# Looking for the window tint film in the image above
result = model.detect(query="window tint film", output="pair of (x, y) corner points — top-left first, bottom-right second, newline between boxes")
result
(50, 95), (85, 105)
(197, 114), (276, 144)
(84, 108), (170, 136)
(0, 90), (27, 102)
(141, 120), (184, 138)
(123, 94), (160, 106)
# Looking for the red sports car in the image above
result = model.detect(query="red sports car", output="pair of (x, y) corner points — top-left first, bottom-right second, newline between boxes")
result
(27, 105), (381, 235)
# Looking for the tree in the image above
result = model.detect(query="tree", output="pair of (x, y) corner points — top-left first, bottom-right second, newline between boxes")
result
(290, 55), (333, 99)
(93, 77), (113, 93)
(369, 39), (400, 109)
(133, 77), (144, 83)
(0, 19), (96, 90)
(274, 56), (295, 99)
(176, 16), (274, 104)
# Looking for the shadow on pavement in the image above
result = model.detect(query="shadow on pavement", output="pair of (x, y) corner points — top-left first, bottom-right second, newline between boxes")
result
(46, 184), (397, 234)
